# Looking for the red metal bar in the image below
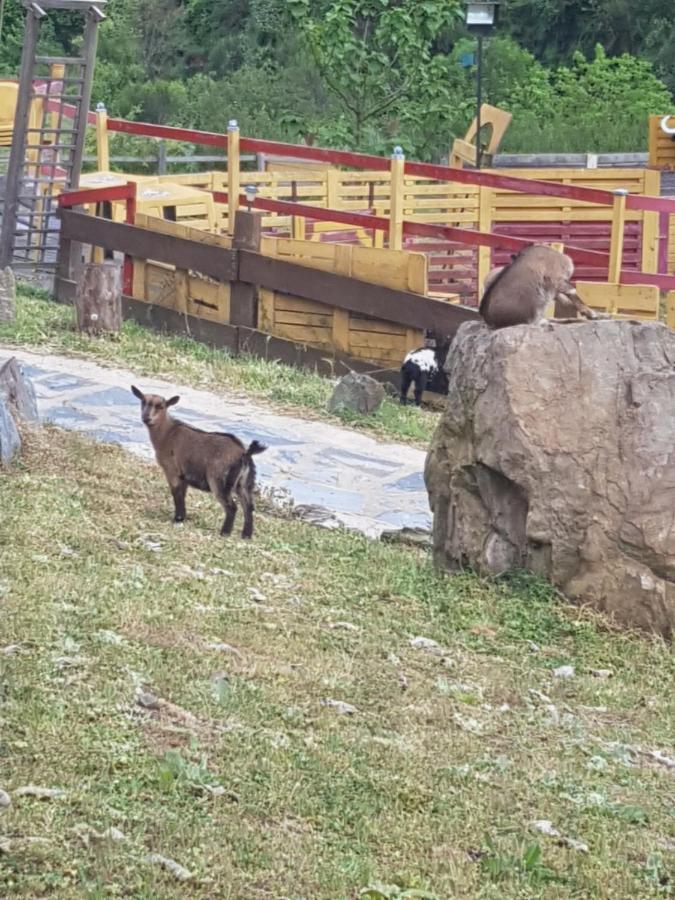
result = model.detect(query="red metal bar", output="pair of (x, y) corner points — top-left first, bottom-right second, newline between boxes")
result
(220, 192), (610, 267)
(105, 117), (227, 148)
(58, 183), (134, 207)
(123, 182), (137, 295)
(240, 137), (389, 171)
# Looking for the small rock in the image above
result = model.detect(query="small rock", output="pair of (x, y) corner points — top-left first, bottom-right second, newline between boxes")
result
(1, 644), (24, 655)
(14, 785), (66, 800)
(321, 698), (358, 716)
(532, 820), (560, 837)
(102, 827), (126, 842)
(209, 567), (234, 576)
(146, 853), (193, 882)
(646, 749), (675, 769)
(248, 587), (266, 603)
(0, 356), (38, 423)
(0, 789), (11, 809)
(97, 630), (124, 645)
(564, 837), (589, 853)
(136, 690), (160, 710)
(387, 653), (401, 666)
(590, 668), (612, 679)
(410, 636), (443, 655)
(328, 621), (359, 632)
(553, 665), (575, 679)
(328, 372), (385, 416)
(205, 641), (241, 657)
(397, 672), (409, 691)
(453, 713), (483, 735)
(526, 641), (541, 653)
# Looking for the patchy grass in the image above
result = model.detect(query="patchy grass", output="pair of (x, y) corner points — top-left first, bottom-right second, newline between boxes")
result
(0, 286), (438, 446)
(1, 426), (673, 898)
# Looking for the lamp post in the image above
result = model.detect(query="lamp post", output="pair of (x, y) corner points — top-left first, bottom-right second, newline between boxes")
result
(465, 1), (500, 169)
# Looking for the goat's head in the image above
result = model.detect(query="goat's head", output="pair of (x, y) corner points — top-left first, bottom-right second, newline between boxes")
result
(131, 385), (179, 429)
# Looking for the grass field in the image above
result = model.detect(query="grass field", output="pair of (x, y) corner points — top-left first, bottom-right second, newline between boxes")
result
(1, 426), (673, 898)
(0, 287), (438, 447)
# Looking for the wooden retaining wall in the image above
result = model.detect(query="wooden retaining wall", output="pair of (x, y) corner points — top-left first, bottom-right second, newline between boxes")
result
(56, 208), (477, 374)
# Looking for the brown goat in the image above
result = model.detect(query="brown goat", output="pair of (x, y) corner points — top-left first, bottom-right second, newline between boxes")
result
(479, 244), (596, 329)
(131, 386), (266, 539)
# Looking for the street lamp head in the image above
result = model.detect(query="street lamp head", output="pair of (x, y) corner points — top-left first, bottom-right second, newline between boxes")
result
(465, 1), (500, 35)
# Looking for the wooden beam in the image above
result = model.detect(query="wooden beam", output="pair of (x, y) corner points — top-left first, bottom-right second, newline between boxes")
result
(230, 210), (262, 329)
(59, 210), (238, 282)
(239, 250), (479, 336)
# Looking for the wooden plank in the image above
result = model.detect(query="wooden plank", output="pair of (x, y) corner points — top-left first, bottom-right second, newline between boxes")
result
(275, 310), (333, 328)
(229, 210), (262, 328)
(275, 295), (333, 315)
(239, 250), (479, 335)
(270, 322), (333, 346)
(576, 282), (660, 318)
(258, 288), (275, 333)
(59, 210), (238, 282)
(667, 292), (675, 330)
(349, 331), (408, 351)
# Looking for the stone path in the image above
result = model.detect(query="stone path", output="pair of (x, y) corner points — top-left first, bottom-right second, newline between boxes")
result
(2, 347), (431, 538)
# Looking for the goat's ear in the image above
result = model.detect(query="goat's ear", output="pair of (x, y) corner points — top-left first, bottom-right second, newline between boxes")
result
(166, 395), (180, 407)
(131, 385), (144, 401)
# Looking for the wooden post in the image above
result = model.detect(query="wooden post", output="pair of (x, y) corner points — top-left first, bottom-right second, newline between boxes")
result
(75, 261), (122, 334)
(476, 186), (493, 298)
(0, 3), (42, 269)
(641, 169), (660, 274)
(122, 182), (137, 296)
(230, 210), (262, 328)
(95, 102), (109, 171)
(389, 146), (404, 251)
(667, 292), (675, 331)
(227, 119), (240, 236)
(157, 140), (168, 176)
(292, 216), (305, 240)
(608, 188), (628, 293)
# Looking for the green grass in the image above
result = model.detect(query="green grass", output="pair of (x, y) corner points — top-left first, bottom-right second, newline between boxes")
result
(0, 286), (438, 446)
(1, 426), (673, 898)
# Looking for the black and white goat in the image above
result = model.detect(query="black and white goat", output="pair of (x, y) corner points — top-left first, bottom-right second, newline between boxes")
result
(399, 340), (450, 406)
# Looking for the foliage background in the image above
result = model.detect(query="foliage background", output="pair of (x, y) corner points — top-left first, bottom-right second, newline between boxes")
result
(0, 0), (672, 159)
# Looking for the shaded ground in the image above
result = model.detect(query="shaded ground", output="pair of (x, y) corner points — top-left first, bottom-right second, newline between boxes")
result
(0, 427), (673, 898)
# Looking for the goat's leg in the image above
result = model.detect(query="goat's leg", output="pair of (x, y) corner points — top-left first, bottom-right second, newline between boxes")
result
(413, 372), (428, 407)
(236, 475), (255, 540)
(400, 367), (413, 405)
(208, 474), (237, 536)
(170, 479), (187, 523)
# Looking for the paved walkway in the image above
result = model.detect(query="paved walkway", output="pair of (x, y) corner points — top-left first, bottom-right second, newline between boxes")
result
(2, 347), (431, 537)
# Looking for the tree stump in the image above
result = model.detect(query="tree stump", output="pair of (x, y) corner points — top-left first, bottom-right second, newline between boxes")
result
(0, 267), (16, 324)
(75, 261), (122, 335)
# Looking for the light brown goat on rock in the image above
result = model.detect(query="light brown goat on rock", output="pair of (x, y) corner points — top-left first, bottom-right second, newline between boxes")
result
(132, 385), (266, 539)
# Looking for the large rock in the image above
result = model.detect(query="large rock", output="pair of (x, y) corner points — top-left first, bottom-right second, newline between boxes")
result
(425, 320), (675, 638)
(0, 398), (20, 464)
(0, 356), (39, 465)
(328, 372), (385, 415)
(0, 357), (38, 423)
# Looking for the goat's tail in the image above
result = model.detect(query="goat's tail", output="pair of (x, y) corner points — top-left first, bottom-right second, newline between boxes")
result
(246, 440), (267, 457)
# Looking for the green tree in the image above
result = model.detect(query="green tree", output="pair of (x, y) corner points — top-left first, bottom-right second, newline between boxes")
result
(287, 0), (462, 147)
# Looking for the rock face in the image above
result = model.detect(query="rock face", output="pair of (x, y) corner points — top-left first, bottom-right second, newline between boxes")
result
(328, 372), (385, 415)
(0, 356), (39, 464)
(425, 320), (675, 638)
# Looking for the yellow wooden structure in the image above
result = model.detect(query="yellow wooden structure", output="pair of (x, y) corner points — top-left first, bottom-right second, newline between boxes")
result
(450, 104), (512, 169)
(257, 238), (436, 367)
(648, 114), (675, 170)
(131, 214), (232, 323)
(0, 80), (45, 168)
(127, 215), (446, 368)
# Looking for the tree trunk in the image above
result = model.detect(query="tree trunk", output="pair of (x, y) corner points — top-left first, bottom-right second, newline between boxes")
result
(75, 261), (122, 335)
